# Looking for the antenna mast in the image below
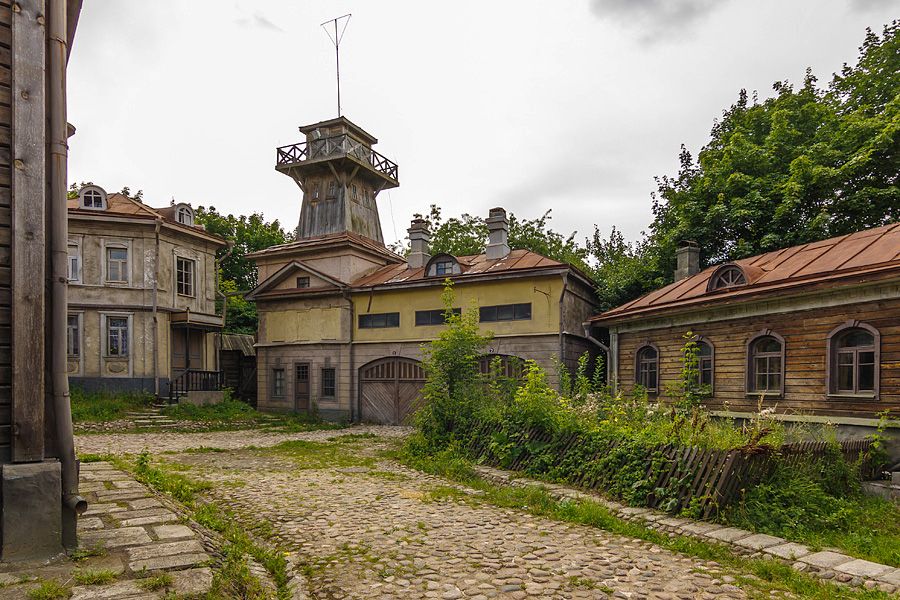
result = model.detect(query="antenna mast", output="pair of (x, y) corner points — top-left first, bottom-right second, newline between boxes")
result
(321, 13), (351, 117)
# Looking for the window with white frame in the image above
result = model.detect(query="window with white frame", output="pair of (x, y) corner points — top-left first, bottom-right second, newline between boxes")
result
(106, 316), (129, 356)
(176, 257), (195, 296)
(66, 314), (80, 357)
(106, 246), (128, 283)
(67, 243), (80, 282)
(177, 206), (194, 226)
(81, 187), (106, 209)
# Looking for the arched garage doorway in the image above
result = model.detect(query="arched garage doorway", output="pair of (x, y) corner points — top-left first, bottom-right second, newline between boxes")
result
(359, 357), (426, 425)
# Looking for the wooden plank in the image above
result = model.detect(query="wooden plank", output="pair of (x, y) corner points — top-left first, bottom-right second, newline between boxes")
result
(9, 0), (45, 462)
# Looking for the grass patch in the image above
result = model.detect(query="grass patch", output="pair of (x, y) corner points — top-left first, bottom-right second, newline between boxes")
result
(401, 447), (894, 600)
(26, 580), (70, 600)
(136, 573), (173, 591)
(72, 569), (117, 585)
(264, 439), (376, 470)
(160, 396), (344, 434)
(69, 544), (107, 561)
(70, 387), (152, 423)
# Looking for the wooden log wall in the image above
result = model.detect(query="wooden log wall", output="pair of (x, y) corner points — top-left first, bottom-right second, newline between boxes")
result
(616, 298), (900, 418)
(0, 1), (12, 463)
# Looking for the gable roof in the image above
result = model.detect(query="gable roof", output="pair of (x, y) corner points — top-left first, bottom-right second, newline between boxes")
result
(67, 193), (226, 245)
(246, 260), (348, 300)
(591, 222), (900, 324)
(247, 231), (404, 264)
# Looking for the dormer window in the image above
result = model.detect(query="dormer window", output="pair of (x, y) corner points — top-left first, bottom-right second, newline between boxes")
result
(708, 265), (747, 291)
(79, 185), (107, 210)
(425, 254), (462, 277)
(176, 205), (194, 226)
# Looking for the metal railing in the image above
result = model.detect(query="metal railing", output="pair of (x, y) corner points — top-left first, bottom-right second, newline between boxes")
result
(276, 134), (399, 181)
(169, 369), (223, 403)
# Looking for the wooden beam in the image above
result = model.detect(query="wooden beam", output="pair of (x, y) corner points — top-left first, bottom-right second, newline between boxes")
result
(10, 0), (46, 462)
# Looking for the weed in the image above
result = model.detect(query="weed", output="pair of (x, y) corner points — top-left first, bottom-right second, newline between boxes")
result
(72, 569), (117, 585)
(69, 544), (106, 561)
(136, 573), (173, 591)
(26, 580), (70, 600)
(70, 387), (152, 423)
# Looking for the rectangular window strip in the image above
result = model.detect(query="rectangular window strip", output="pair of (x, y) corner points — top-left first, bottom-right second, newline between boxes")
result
(415, 308), (461, 326)
(107, 317), (128, 356)
(67, 245), (79, 281)
(358, 312), (400, 329)
(321, 367), (336, 398)
(106, 247), (128, 283)
(479, 303), (531, 323)
(176, 257), (195, 296)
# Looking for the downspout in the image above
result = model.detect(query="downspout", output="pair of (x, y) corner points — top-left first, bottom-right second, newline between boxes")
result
(49, 0), (87, 536)
(343, 288), (355, 422)
(152, 218), (161, 398)
(213, 241), (235, 373)
(558, 273), (568, 380)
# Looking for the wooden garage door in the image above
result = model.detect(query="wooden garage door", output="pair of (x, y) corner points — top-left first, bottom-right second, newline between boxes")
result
(360, 358), (426, 425)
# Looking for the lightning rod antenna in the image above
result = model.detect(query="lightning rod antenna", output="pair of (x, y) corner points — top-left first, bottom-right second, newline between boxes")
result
(321, 14), (351, 117)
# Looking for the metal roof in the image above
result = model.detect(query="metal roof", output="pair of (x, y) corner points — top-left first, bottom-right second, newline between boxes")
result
(591, 223), (900, 324)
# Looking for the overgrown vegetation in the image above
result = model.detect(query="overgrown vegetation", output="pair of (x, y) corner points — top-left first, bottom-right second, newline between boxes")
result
(70, 387), (152, 422)
(406, 283), (900, 566)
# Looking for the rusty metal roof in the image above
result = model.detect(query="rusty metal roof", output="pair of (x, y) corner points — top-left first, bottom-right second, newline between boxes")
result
(67, 193), (226, 245)
(221, 333), (256, 356)
(351, 249), (571, 288)
(591, 223), (900, 324)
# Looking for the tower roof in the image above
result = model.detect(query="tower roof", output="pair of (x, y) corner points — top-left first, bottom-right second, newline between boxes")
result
(299, 116), (378, 145)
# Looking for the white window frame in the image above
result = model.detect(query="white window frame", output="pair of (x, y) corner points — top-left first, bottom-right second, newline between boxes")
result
(102, 313), (132, 358)
(66, 312), (82, 358)
(79, 185), (107, 210)
(176, 205), (194, 226)
(176, 256), (196, 297)
(67, 240), (82, 283)
(103, 240), (131, 285)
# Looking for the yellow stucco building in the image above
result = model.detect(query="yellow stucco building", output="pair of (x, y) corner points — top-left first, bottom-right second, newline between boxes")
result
(249, 117), (598, 423)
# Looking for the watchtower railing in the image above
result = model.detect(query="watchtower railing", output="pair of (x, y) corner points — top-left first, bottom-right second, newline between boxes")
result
(168, 369), (223, 403)
(276, 134), (399, 181)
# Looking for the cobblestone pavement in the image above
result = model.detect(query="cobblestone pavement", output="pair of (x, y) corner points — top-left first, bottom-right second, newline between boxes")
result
(162, 432), (750, 600)
(75, 424), (409, 455)
(0, 462), (211, 599)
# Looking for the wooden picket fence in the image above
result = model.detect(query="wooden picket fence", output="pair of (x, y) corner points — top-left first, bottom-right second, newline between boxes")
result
(462, 422), (876, 519)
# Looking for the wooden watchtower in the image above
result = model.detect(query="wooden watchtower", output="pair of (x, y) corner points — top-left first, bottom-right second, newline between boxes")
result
(275, 117), (399, 243)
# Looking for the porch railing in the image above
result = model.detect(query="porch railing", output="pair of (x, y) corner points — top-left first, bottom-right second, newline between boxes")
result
(169, 369), (223, 403)
(275, 133), (399, 181)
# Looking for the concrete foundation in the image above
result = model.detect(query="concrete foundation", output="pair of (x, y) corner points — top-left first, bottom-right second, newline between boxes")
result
(180, 391), (224, 407)
(1, 461), (62, 561)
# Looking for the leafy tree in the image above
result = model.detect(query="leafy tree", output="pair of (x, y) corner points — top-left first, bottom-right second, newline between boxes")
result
(194, 206), (288, 291)
(194, 206), (288, 333)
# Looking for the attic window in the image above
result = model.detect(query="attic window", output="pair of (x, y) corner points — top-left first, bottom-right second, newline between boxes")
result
(708, 265), (747, 291)
(79, 185), (107, 210)
(434, 261), (453, 276)
(425, 254), (462, 277)
(296, 276), (310, 289)
(177, 206), (194, 226)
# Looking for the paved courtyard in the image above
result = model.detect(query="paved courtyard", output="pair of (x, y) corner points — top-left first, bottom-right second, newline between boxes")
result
(77, 427), (750, 599)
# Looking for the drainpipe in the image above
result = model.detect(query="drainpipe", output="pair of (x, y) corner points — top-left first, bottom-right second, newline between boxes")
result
(49, 0), (87, 542)
(558, 274), (568, 382)
(214, 241), (235, 372)
(152, 218), (161, 397)
(342, 288), (355, 422)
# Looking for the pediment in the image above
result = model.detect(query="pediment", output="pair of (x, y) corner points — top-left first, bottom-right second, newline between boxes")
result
(247, 260), (346, 299)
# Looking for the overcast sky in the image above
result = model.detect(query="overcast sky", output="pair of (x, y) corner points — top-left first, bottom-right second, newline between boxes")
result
(67, 1), (896, 247)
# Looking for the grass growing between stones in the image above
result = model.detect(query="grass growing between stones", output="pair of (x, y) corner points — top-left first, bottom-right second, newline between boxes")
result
(136, 572), (173, 591)
(400, 448), (893, 600)
(71, 568), (118, 585)
(70, 387), (152, 423)
(110, 452), (294, 599)
(263, 437), (378, 470)
(25, 580), (70, 600)
(160, 396), (344, 434)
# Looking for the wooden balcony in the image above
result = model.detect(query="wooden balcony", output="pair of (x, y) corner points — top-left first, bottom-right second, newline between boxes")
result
(276, 133), (399, 187)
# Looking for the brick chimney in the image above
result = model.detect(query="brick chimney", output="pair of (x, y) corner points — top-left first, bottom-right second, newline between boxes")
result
(674, 240), (700, 281)
(407, 218), (431, 269)
(485, 207), (510, 260)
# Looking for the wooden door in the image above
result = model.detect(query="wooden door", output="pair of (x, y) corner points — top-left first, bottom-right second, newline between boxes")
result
(172, 329), (204, 372)
(360, 358), (426, 425)
(172, 329), (187, 371)
(188, 330), (204, 369)
(294, 363), (310, 411)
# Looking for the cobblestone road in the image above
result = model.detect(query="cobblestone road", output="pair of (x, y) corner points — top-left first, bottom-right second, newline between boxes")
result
(95, 428), (752, 600)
